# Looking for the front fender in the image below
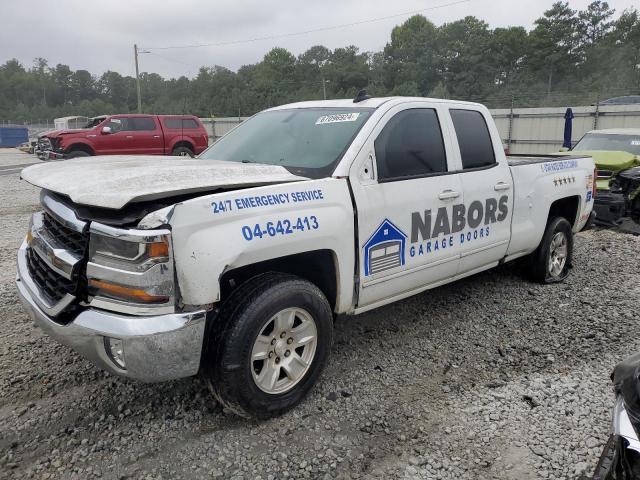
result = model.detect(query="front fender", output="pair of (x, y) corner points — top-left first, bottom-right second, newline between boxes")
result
(62, 138), (94, 153)
(168, 178), (355, 313)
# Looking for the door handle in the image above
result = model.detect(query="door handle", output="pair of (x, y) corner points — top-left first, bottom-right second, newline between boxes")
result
(438, 190), (460, 200)
(153, 135), (160, 138)
(125, 135), (133, 139)
(494, 182), (511, 191)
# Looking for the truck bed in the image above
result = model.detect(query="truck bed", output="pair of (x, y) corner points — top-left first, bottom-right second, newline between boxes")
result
(507, 154), (589, 167)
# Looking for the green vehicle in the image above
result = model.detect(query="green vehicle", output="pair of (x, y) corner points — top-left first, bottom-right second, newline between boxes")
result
(566, 129), (640, 224)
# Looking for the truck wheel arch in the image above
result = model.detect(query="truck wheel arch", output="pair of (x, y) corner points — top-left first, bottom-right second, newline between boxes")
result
(218, 250), (340, 312)
(547, 196), (580, 228)
(171, 140), (195, 154)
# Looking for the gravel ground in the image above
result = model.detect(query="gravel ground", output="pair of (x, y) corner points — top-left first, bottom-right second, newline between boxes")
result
(1, 148), (639, 480)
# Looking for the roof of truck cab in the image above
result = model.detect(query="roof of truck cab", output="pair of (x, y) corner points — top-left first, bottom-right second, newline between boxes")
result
(267, 97), (484, 111)
(587, 128), (640, 135)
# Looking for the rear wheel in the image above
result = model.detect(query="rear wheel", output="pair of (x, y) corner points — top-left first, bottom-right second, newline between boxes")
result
(204, 273), (333, 418)
(172, 146), (194, 157)
(530, 216), (573, 283)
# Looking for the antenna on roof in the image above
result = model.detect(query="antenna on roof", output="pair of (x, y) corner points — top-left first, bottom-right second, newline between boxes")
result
(353, 89), (371, 103)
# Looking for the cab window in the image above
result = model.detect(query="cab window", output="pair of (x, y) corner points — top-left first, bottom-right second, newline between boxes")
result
(450, 109), (496, 170)
(374, 108), (447, 181)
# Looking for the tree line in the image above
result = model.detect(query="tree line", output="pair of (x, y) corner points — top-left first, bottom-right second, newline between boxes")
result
(1, 1), (639, 123)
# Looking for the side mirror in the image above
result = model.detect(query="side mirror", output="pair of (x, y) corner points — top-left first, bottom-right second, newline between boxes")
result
(559, 147), (569, 152)
(101, 126), (112, 134)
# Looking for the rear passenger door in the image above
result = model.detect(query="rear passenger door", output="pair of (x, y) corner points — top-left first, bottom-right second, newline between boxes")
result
(130, 116), (164, 155)
(349, 102), (464, 309)
(447, 108), (513, 274)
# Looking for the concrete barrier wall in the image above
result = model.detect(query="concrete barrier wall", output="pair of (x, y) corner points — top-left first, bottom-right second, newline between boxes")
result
(199, 105), (640, 153)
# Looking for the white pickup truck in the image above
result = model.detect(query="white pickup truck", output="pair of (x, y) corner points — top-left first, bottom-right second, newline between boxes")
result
(17, 96), (596, 418)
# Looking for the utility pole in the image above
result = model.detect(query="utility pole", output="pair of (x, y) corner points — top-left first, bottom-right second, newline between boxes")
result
(134, 44), (142, 113)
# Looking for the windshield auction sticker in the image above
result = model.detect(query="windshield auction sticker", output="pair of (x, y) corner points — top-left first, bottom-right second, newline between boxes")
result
(316, 113), (360, 125)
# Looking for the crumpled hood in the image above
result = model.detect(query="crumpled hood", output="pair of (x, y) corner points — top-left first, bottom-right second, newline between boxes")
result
(570, 150), (639, 171)
(21, 156), (309, 210)
(45, 129), (89, 137)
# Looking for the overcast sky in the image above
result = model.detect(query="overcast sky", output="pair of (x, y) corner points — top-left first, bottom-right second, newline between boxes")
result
(1, 0), (637, 79)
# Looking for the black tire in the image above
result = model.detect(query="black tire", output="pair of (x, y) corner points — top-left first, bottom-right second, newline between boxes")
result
(204, 273), (333, 419)
(172, 146), (194, 157)
(530, 216), (573, 284)
(66, 150), (90, 159)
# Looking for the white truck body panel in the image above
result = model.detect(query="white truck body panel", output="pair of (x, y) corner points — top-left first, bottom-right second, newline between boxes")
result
(168, 178), (355, 312)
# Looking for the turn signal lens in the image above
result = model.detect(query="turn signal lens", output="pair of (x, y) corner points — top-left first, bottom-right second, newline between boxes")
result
(147, 241), (170, 258)
(89, 279), (170, 304)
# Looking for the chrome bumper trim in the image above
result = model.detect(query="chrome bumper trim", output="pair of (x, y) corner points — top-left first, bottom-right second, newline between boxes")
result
(29, 212), (82, 280)
(16, 269), (206, 382)
(41, 191), (87, 233)
(17, 241), (75, 316)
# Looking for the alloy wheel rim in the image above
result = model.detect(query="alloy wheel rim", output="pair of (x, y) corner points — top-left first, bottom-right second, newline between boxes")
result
(548, 231), (568, 277)
(250, 307), (318, 394)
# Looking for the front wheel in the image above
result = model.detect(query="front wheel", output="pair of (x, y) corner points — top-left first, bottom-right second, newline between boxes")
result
(204, 273), (333, 418)
(66, 150), (90, 159)
(530, 216), (573, 283)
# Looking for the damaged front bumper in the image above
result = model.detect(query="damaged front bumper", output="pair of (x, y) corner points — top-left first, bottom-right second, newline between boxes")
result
(593, 191), (626, 225)
(16, 243), (207, 382)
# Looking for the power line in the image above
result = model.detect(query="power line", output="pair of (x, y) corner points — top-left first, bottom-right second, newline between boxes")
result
(142, 0), (471, 51)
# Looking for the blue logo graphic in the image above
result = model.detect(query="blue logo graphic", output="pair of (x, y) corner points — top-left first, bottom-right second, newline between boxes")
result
(363, 219), (407, 276)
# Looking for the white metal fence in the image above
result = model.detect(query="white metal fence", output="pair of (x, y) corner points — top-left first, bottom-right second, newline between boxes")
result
(199, 117), (248, 143)
(491, 104), (640, 154)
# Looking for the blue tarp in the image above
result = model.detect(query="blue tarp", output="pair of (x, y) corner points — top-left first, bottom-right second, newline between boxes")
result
(0, 126), (28, 147)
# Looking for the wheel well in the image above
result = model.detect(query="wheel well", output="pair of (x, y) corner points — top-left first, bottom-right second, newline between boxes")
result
(219, 250), (338, 310)
(172, 140), (194, 152)
(548, 196), (580, 227)
(66, 143), (94, 155)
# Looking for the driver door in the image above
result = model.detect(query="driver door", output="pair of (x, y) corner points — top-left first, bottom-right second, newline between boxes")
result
(94, 117), (136, 155)
(349, 102), (464, 309)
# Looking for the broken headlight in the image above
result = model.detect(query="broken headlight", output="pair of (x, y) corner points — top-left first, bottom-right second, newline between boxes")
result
(87, 223), (175, 314)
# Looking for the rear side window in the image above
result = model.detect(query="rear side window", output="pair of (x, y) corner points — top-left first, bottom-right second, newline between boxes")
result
(164, 118), (199, 129)
(131, 117), (157, 131)
(375, 109), (447, 181)
(450, 109), (496, 169)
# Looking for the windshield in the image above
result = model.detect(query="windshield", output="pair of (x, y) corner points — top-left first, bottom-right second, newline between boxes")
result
(573, 133), (640, 155)
(199, 108), (373, 178)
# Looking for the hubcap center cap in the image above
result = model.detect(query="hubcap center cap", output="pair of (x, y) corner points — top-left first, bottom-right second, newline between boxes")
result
(274, 338), (287, 356)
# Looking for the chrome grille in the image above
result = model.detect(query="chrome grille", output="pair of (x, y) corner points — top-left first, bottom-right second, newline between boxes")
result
(42, 211), (88, 257)
(38, 137), (52, 151)
(25, 247), (75, 303)
(23, 193), (89, 318)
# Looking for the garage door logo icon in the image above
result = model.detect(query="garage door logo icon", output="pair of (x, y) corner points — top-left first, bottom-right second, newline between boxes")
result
(363, 219), (407, 276)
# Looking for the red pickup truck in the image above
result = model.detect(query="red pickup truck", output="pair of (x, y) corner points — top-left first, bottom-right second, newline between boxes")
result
(38, 114), (209, 160)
